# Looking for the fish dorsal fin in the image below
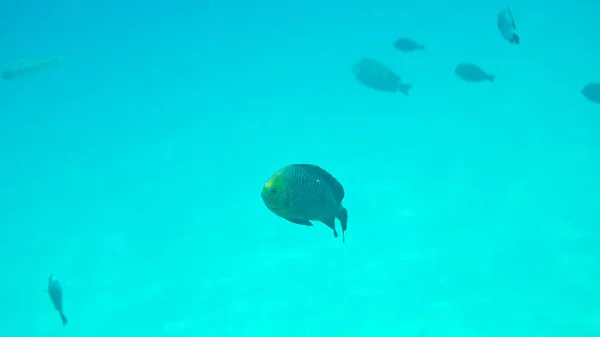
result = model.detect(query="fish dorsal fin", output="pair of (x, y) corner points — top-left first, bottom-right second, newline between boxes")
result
(295, 164), (345, 201)
(505, 5), (516, 29)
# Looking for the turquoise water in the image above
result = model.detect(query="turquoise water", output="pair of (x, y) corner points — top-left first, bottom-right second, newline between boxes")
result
(1, 0), (599, 336)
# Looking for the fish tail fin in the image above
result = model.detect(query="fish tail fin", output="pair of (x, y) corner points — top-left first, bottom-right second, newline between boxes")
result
(398, 83), (412, 95)
(60, 312), (68, 326)
(419, 44), (425, 50)
(488, 75), (495, 83)
(512, 34), (520, 45)
(337, 207), (348, 243)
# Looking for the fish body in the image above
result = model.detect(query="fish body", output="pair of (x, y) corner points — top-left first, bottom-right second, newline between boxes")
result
(581, 82), (600, 104)
(393, 38), (425, 52)
(2, 56), (64, 79)
(352, 57), (412, 95)
(497, 5), (520, 44)
(261, 164), (348, 242)
(454, 63), (495, 83)
(48, 274), (68, 326)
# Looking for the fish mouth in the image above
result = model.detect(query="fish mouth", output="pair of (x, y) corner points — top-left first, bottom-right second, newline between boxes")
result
(260, 193), (278, 210)
(261, 196), (281, 211)
(265, 204), (282, 212)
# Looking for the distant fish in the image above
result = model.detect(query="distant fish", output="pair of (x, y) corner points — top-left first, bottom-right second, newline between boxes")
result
(581, 82), (600, 104)
(454, 63), (495, 83)
(2, 56), (64, 79)
(393, 38), (425, 52)
(47, 274), (68, 326)
(352, 57), (412, 95)
(497, 5), (520, 45)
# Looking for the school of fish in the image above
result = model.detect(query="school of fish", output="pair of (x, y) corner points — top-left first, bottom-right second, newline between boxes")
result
(350, 5), (600, 105)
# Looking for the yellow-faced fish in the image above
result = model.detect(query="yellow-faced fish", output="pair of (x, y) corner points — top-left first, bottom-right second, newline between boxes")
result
(47, 274), (68, 326)
(2, 56), (64, 79)
(261, 164), (348, 242)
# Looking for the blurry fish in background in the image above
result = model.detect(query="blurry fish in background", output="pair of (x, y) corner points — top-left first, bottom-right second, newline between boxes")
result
(261, 164), (348, 242)
(497, 5), (520, 45)
(352, 57), (412, 95)
(393, 38), (425, 52)
(454, 62), (495, 83)
(581, 82), (600, 104)
(47, 274), (68, 326)
(2, 56), (65, 80)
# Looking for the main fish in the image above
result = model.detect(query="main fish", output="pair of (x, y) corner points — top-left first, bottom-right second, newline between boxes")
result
(261, 164), (348, 242)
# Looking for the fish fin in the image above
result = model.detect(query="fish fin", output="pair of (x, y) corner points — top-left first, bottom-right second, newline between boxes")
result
(322, 218), (339, 239)
(488, 75), (495, 83)
(398, 83), (412, 95)
(418, 44), (425, 50)
(512, 34), (520, 44)
(337, 207), (348, 243)
(506, 7), (516, 29)
(293, 164), (344, 201)
(285, 218), (313, 226)
(60, 312), (68, 326)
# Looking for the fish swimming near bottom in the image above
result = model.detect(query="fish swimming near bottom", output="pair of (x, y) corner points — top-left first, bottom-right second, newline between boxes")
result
(2, 56), (65, 79)
(352, 57), (412, 95)
(261, 164), (348, 242)
(48, 274), (68, 326)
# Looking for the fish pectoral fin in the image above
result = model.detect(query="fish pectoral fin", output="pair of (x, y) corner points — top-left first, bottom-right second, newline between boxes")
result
(285, 218), (313, 226)
(322, 218), (339, 238)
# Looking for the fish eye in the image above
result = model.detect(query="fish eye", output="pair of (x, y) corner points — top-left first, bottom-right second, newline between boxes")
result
(269, 187), (277, 195)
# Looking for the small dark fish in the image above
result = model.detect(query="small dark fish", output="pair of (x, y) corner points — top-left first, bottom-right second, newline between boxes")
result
(261, 164), (348, 242)
(454, 63), (495, 83)
(352, 57), (412, 95)
(581, 82), (600, 104)
(497, 5), (520, 44)
(393, 38), (425, 52)
(48, 274), (68, 326)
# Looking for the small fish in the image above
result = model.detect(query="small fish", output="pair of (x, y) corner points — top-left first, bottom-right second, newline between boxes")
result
(261, 164), (348, 242)
(47, 274), (68, 326)
(393, 38), (425, 52)
(454, 63), (495, 83)
(581, 82), (600, 104)
(352, 57), (412, 95)
(2, 56), (65, 79)
(497, 5), (520, 44)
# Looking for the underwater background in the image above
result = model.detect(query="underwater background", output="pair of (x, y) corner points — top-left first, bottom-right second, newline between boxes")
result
(1, 0), (599, 336)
